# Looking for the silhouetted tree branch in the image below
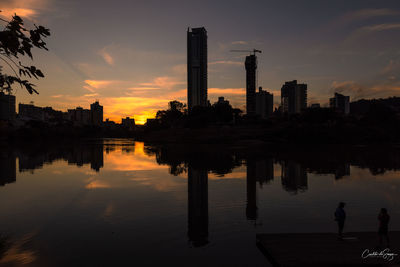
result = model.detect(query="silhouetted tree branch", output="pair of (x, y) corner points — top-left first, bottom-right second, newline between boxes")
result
(0, 11), (50, 94)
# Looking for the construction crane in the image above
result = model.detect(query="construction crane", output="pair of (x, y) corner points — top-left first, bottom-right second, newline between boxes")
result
(230, 49), (262, 55)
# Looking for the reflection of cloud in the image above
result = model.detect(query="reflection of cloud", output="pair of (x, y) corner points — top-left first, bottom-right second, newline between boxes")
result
(102, 203), (114, 217)
(0, 232), (37, 265)
(104, 145), (162, 171)
(86, 180), (111, 189)
(208, 171), (246, 180)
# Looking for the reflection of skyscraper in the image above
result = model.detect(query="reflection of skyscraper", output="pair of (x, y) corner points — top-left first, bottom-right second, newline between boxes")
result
(188, 165), (208, 247)
(255, 158), (274, 187)
(246, 158), (274, 221)
(0, 151), (16, 186)
(187, 27), (208, 110)
(335, 164), (350, 179)
(281, 160), (307, 193)
(246, 159), (257, 221)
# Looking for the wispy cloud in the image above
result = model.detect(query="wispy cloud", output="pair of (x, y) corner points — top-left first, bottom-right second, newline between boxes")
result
(209, 60), (242, 66)
(0, 0), (50, 20)
(83, 80), (119, 92)
(139, 76), (185, 90)
(232, 41), (248, 45)
(98, 47), (115, 66)
(208, 87), (245, 95)
(330, 80), (400, 100)
(361, 23), (400, 32)
(336, 8), (400, 26)
(345, 23), (400, 42)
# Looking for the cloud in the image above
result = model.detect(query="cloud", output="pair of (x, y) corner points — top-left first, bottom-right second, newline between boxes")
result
(0, 0), (49, 20)
(139, 76), (185, 90)
(345, 23), (400, 42)
(208, 87), (245, 95)
(359, 23), (400, 33)
(98, 47), (115, 66)
(330, 80), (400, 100)
(232, 41), (248, 45)
(172, 64), (186, 75)
(209, 60), (243, 66)
(84, 80), (119, 92)
(336, 8), (400, 26)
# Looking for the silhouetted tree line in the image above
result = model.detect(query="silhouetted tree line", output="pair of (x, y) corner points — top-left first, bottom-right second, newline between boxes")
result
(149, 100), (242, 130)
(141, 97), (400, 144)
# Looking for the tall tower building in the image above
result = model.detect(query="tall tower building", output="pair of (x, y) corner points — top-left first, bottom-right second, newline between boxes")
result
(187, 27), (208, 110)
(281, 80), (307, 114)
(245, 55), (257, 115)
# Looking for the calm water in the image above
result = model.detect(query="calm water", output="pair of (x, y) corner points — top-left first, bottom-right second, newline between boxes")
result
(0, 139), (400, 266)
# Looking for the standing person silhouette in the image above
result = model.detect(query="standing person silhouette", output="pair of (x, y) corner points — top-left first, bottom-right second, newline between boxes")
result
(378, 208), (390, 247)
(334, 202), (346, 239)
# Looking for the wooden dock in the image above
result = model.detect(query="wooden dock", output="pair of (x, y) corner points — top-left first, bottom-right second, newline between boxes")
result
(256, 232), (400, 266)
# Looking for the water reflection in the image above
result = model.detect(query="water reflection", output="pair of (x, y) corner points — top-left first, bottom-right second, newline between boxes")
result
(187, 165), (208, 247)
(281, 160), (307, 194)
(0, 150), (16, 186)
(1, 140), (400, 265)
(17, 143), (104, 172)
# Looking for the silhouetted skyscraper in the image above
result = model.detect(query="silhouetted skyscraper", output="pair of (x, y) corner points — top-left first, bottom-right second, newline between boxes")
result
(255, 87), (273, 119)
(0, 92), (16, 121)
(188, 165), (209, 247)
(245, 55), (257, 115)
(330, 92), (350, 115)
(281, 80), (307, 114)
(187, 27), (208, 110)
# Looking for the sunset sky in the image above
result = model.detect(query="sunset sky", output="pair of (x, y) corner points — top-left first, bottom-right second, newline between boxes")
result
(1, 0), (400, 124)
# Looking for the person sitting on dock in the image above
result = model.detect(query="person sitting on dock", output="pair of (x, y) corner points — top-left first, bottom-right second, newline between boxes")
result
(378, 208), (390, 247)
(334, 202), (346, 239)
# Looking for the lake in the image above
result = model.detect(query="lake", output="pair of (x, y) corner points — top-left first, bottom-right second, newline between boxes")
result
(0, 139), (399, 266)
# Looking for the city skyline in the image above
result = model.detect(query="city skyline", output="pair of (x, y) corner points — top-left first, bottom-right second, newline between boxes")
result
(1, 0), (400, 124)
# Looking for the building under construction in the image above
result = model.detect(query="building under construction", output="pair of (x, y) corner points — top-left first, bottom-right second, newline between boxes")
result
(245, 55), (257, 115)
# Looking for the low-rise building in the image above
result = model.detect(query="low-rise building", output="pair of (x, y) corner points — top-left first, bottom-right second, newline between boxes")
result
(122, 117), (135, 130)
(330, 93), (350, 114)
(255, 87), (273, 119)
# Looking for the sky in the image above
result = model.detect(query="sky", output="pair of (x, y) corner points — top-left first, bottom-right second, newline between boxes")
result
(1, 0), (400, 124)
